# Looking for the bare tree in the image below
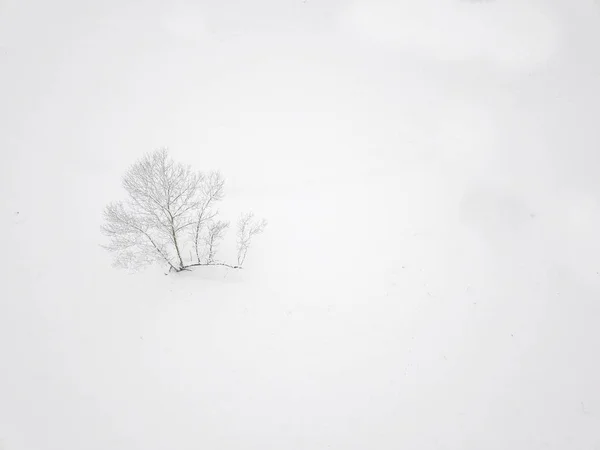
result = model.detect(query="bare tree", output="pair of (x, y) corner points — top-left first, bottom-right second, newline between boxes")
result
(102, 150), (200, 271)
(236, 212), (268, 267)
(102, 149), (266, 273)
(192, 171), (225, 263)
(204, 220), (230, 264)
(102, 201), (178, 271)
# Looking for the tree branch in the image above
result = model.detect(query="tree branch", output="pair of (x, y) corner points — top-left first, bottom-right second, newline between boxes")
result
(183, 262), (242, 270)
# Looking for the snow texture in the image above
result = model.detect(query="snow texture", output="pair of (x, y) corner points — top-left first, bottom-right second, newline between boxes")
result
(1, 0), (600, 449)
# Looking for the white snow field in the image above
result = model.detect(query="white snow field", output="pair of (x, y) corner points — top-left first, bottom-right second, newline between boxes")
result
(1, 0), (600, 449)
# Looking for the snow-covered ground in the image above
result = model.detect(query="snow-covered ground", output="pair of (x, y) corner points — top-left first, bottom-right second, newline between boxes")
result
(2, 0), (600, 449)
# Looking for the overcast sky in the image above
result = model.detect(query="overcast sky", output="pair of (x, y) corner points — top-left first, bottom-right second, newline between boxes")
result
(2, 0), (600, 278)
(2, 0), (600, 188)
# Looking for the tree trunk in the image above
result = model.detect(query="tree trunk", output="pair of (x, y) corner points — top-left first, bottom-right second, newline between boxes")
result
(172, 227), (184, 269)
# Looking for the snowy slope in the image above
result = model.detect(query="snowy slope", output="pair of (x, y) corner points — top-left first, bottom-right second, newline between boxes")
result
(2, 0), (600, 449)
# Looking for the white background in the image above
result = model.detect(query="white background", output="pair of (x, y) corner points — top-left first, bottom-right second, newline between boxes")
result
(1, 0), (600, 448)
